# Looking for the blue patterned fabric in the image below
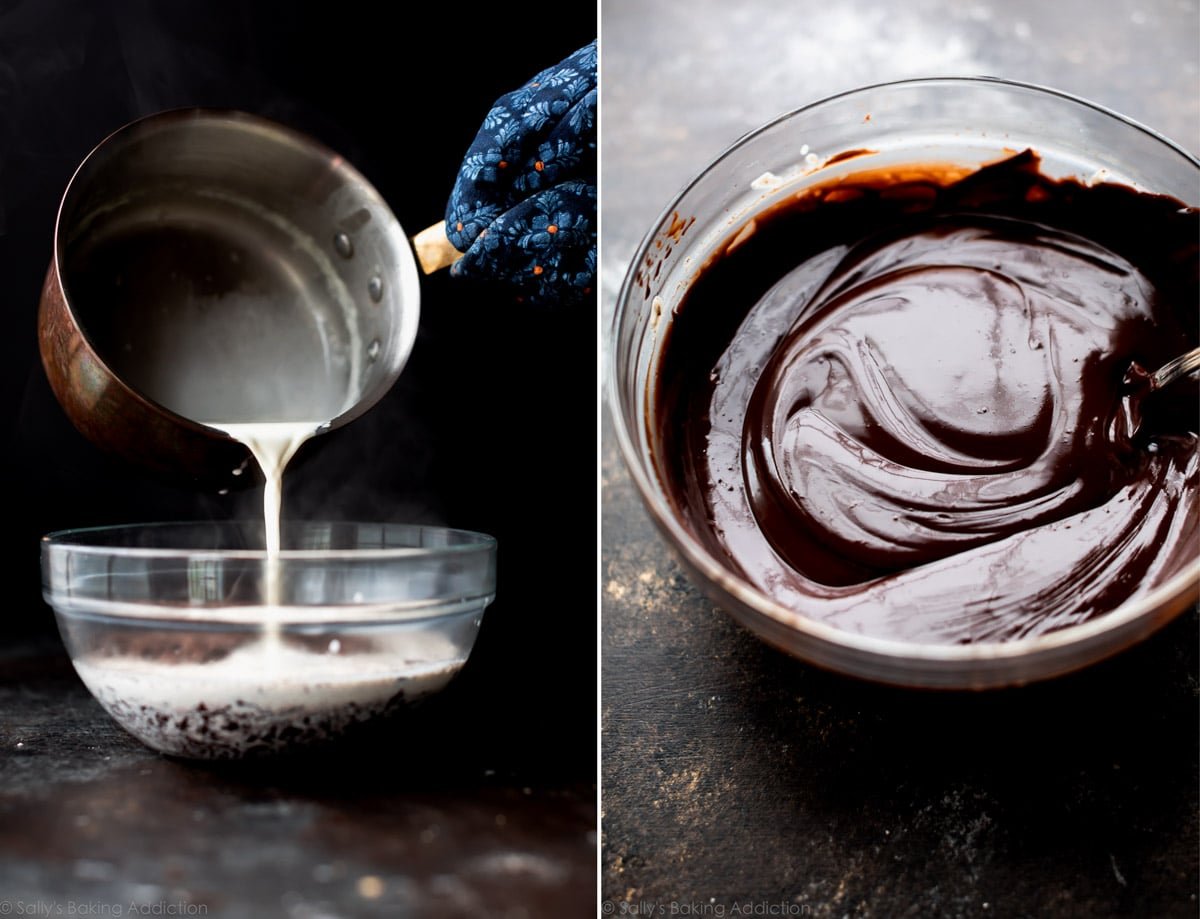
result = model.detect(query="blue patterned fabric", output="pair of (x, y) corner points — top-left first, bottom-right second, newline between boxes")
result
(445, 41), (596, 307)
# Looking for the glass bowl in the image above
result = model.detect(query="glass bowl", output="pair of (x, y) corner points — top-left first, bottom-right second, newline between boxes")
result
(42, 521), (497, 758)
(608, 77), (1199, 689)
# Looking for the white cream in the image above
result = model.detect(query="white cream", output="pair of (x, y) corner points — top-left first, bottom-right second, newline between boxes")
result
(74, 641), (460, 708)
(208, 421), (325, 610)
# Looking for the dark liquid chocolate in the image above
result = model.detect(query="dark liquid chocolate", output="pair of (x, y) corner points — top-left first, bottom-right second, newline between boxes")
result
(654, 151), (1198, 643)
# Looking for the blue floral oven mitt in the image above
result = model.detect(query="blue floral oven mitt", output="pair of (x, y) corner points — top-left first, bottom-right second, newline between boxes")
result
(444, 41), (596, 308)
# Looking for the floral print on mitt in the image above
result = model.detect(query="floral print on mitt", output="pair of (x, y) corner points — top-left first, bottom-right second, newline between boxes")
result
(445, 41), (596, 307)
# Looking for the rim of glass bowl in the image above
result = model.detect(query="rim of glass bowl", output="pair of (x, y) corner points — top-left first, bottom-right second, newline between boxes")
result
(607, 75), (1200, 684)
(42, 521), (497, 624)
(42, 520), (497, 560)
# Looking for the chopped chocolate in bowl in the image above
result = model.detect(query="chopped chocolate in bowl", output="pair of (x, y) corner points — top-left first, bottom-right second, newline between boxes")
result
(653, 151), (1198, 646)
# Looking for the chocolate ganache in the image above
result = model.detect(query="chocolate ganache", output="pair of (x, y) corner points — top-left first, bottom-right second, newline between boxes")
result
(653, 151), (1198, 644)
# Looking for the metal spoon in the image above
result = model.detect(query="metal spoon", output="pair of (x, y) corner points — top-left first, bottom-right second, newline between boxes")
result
(1150, 346), (1200, 391)
(1111, 346), (1199, 445)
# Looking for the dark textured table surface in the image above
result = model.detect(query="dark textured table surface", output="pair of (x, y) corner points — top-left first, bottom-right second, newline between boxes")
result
(1, 639), (595, 919)
(600, 1), (1199, 915)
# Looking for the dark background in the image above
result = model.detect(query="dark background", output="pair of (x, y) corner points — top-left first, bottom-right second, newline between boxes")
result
(0, 0), (596, 777)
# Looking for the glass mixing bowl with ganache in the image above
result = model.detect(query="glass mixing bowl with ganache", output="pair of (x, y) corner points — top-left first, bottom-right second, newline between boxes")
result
(653, 150), (1198, 645)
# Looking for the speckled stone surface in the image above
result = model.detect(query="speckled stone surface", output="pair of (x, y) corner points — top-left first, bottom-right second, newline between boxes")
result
(601, 1), (1199, 915)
